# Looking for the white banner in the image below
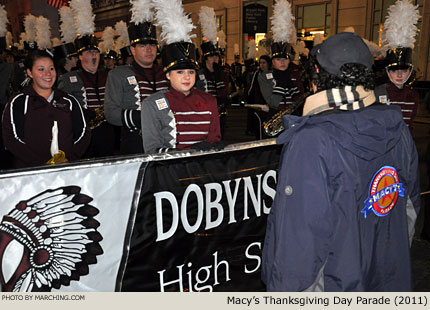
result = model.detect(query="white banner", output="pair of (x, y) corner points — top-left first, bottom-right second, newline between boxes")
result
(0, 161), (142, 292)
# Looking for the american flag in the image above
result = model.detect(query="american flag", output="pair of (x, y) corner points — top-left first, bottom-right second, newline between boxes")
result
(47, 0), (69, 9)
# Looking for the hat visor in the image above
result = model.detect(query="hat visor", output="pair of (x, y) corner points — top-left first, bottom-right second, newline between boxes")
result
(78, 46), (100, 54)
(386, 63), (412, 71)
(131, 38), (158, 46)
(164, 60), (198, 72)
(271, 52), (292, 60)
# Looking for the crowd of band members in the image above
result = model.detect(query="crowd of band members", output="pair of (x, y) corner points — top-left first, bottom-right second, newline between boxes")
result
(0, 36), (421, 171)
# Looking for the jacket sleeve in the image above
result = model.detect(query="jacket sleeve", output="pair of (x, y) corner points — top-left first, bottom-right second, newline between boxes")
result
(262, 128), (334, 291)
(215, 70), (230, 98)
(104, 70), (125, 126)
(206, 95), (221, 143)
(258, 73), (283, 109)
(141, 95), (167, 154)
(57, 73), (85, 108)
(402, 126), (420, 245)
(69, 95), (91, 161)
(1, 94), (43, 166)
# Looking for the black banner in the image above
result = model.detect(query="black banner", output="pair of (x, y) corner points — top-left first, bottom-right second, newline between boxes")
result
(121, 144), (281, 291)
(243, 3), (268, 35)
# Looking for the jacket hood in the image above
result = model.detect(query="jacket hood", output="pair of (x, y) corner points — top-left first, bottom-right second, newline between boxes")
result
(277, 104), (405, 161)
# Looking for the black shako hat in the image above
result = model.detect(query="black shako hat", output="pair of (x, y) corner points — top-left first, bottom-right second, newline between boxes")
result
(74, 34), (99, 54)
(315, 32), (373, 76)
(53, 42), (77, 59)
(104, 50), (118, 60)
(120, 46), (132, 60)
(162, 42), (198, 72)
(385, 47), (413, 70)
(24, 41), (38, 51)
(271, 42), (293, 59)
(200, 41), (219, 57)
(128, 22), (157, 46)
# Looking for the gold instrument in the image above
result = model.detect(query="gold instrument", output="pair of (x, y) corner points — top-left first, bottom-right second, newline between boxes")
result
(89, 107), (107, 130)
(46, 150), (67, 164)
(263, 92), (311, 137)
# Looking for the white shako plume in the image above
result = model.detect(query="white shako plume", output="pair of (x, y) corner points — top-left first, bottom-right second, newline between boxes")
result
(313, 33), (324, 46)
(6, 31), (13, 48)
(115, 20), (130, 49)
(257, 39), (269, 57)
(271, 0), (296, 44)
(248, 39), (256, 59)
(70, 0), (95, 38)
(295, 40), (309, 57)
(199, 6), (217, 45)
(152, 0), (195, 44)
(217, 30), (226, 49)
(382, 0), (420, 49)
(35, 16), (52, 49)
(234, 43), (239, 56)
(101, 26), (115, 52)
(130, 0), (154, 24)
(0, 5), (8, 37)
(59, 6), (76, 43)
(24, 14), (37, 43)
(50, 121), (59, 157)
(52, 37), (62, 47)
(363, 38), (384, 58)
(19, 32), (26, 49)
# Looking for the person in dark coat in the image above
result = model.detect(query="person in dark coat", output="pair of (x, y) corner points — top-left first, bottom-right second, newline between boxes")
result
(262, 32), (420, 292)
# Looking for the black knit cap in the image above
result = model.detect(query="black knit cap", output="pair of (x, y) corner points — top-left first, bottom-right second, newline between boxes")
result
(315, 32), (373, 76)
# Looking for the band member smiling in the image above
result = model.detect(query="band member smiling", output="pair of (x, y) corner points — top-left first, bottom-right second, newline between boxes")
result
(140, 0), (221, 154)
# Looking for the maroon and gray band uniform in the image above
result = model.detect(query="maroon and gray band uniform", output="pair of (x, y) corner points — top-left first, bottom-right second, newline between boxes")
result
(141, 88), (221, 154)
(104, 63), (169, 154)
(57, 69), (116, 158)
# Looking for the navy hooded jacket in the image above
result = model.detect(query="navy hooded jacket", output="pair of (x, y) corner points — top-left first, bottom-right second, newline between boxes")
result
(262, 104), (420, 291)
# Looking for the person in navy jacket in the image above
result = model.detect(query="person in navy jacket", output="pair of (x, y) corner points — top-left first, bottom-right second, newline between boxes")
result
(262, 32), (420, 292)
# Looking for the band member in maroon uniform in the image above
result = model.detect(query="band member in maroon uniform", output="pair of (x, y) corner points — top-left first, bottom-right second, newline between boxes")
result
(104, 1), (168, 155)
(141, 0), (221, 154)
(57, 34), (115, 158)
(374, 0), (420, 135)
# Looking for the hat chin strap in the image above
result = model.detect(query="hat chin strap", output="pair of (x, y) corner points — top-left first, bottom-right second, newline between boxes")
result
(386, 66), (413, 87)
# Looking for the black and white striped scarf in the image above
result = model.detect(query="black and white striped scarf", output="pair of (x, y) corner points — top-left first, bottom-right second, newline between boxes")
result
(302, 85), (376, 116)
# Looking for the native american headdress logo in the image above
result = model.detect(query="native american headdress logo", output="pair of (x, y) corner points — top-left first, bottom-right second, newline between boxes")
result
(0, 186), (103, 292)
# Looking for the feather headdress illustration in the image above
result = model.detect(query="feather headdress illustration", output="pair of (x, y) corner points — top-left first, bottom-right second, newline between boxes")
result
(0, 186), (103, 292)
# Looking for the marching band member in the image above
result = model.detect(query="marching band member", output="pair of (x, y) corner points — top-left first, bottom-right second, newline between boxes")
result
(195, 6), (230, 138)
(375, 0), (421, 135)
(2, 50), (90, 168)
(104, 0), (168, 155)
(258, 0), (304, 114)
(53, 6), (78, 78)
(57, 0), (115, 158)
(141, 0), (221, 154)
